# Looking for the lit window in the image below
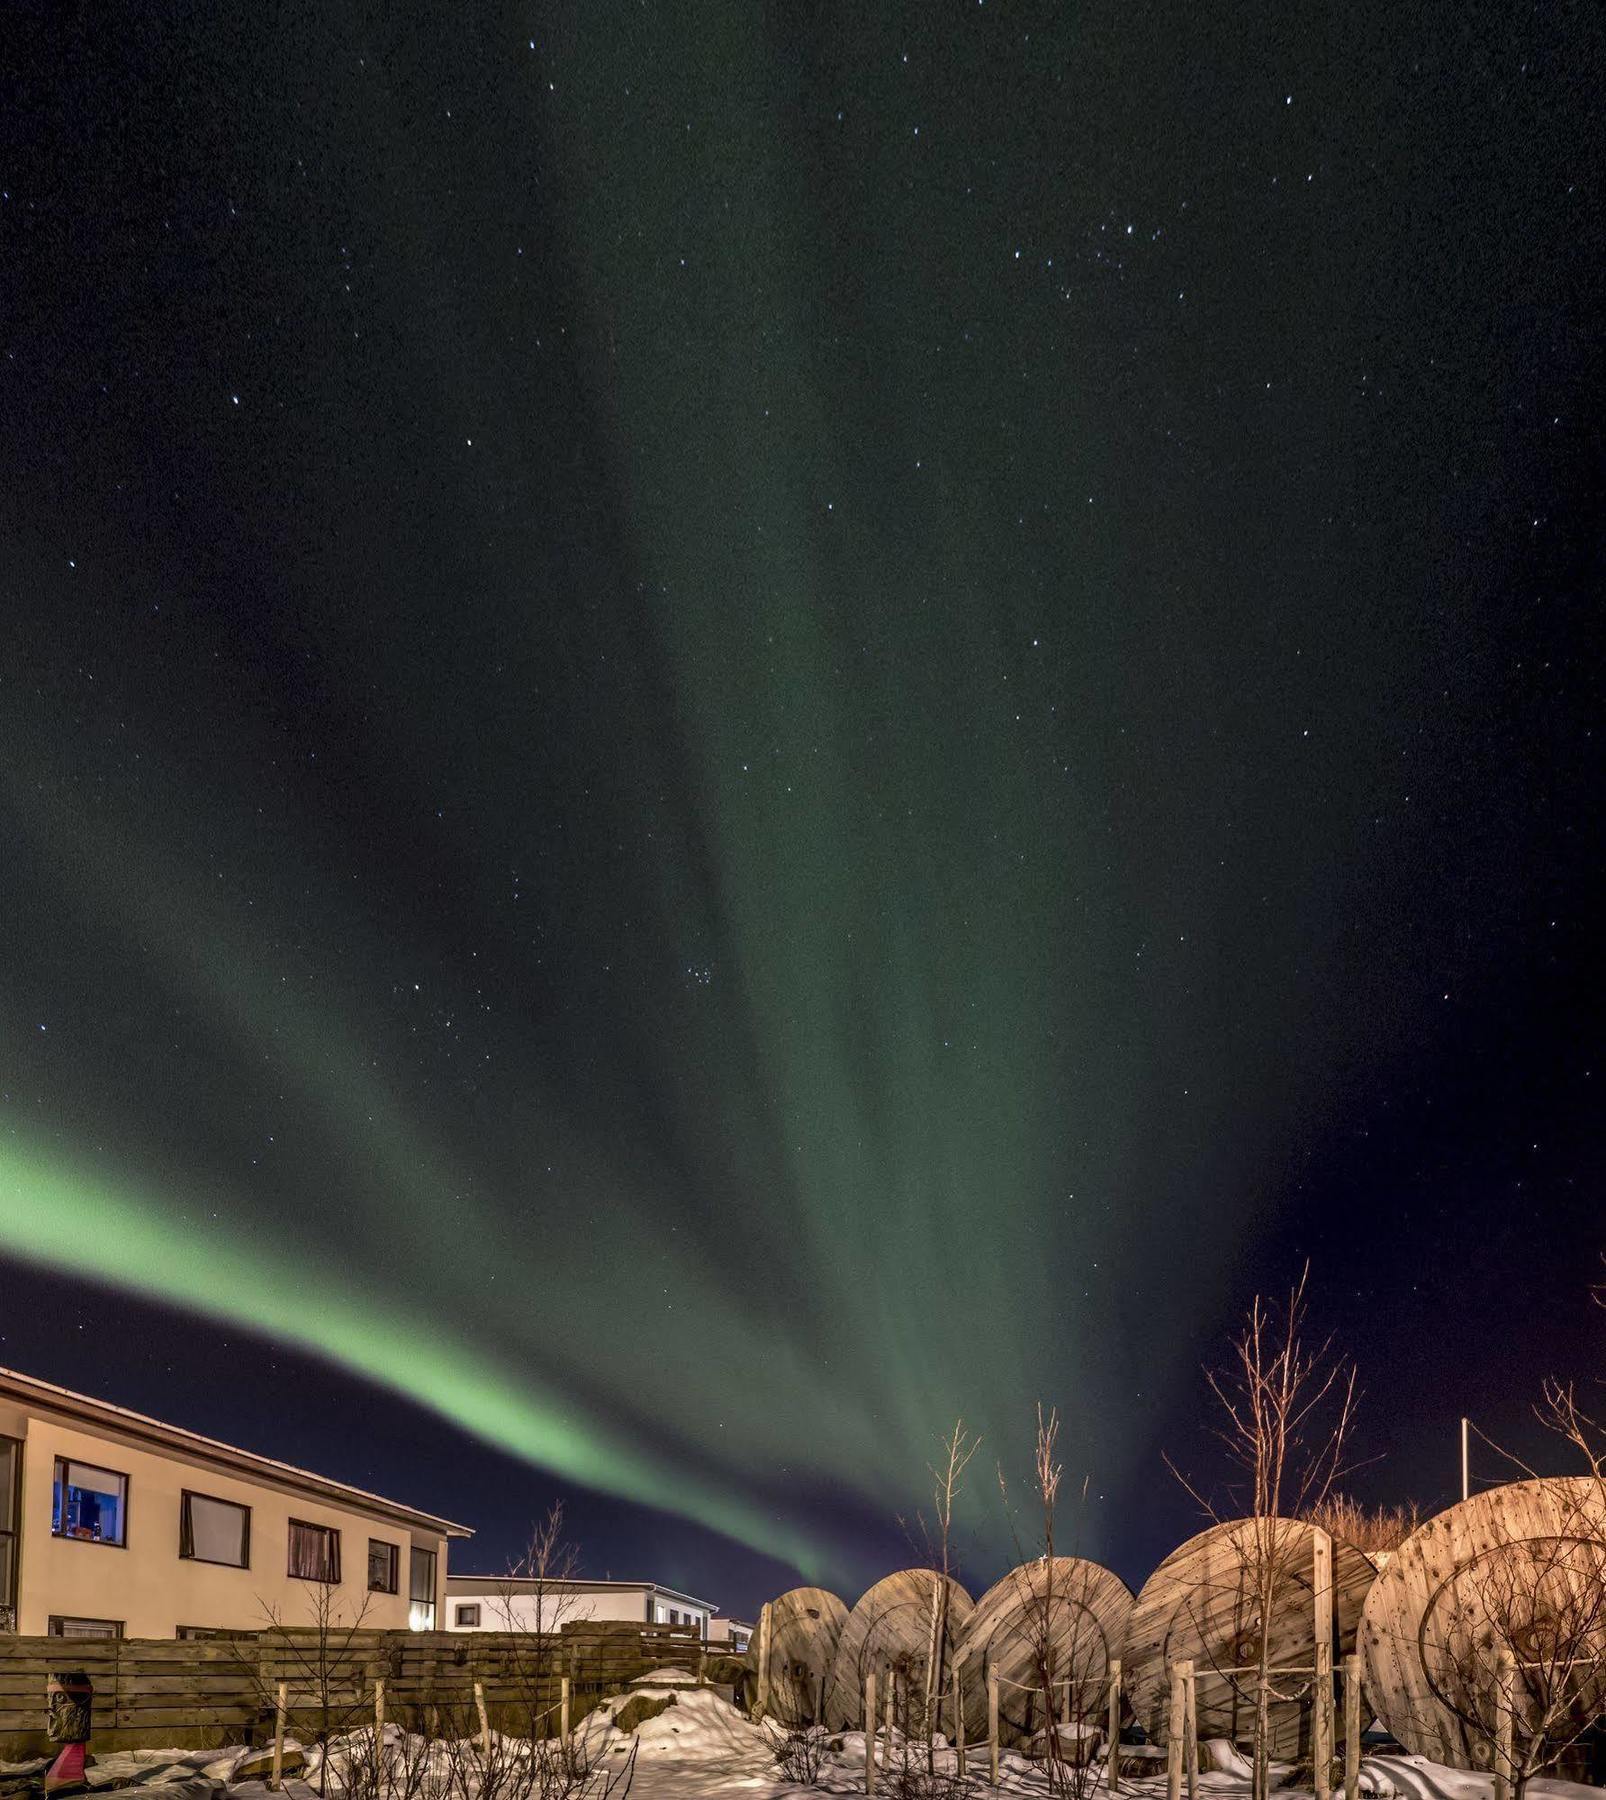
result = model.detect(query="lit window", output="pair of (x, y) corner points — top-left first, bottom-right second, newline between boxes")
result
(180, 1492), (250, 1567)
(52, 1459), (127, 1546)
(368, 1540), (400, 1594)
(288, 1520), (341, 1583)
(455, 1603), (481, 1627)
(408, 1546), (437, 1630)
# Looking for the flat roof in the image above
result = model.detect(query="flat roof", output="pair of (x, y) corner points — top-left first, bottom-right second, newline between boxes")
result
(447, 1574), (717, 1610)
(0, 1364), (473, 1539)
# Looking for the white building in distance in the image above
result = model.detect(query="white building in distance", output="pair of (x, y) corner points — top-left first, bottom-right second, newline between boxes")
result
(444, 1574), (719, 1637)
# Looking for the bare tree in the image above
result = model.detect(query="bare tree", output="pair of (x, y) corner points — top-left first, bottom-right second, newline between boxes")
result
(1427, 1264), (1606, 1798)
(1412, 1483), (1606, 1800)
(995, 1408), (1110, 1799)
(923, 1420), (980, 1771)
(493, 1504), (586, 1742)
(242, 1584), (378, 1796)
(1168, 1265), (1358, 1800)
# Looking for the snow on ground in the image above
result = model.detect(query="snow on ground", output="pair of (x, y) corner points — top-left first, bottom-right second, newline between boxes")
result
(12, 1684), (1600, 1800)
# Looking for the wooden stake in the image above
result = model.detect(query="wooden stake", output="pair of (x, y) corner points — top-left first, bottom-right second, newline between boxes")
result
(475, 1679), (490, 1755)
(560, 1674), (571, 1744)
(1343, 1654), (1362, 1800)
(1108, 1659), (1123, 1795)
(271, 1681), (287, 1793)
(1182, 1660), (1199, 1800)
(989, 1668), (1000, 1787)
(952, 1664), (966, 1777)
(885, 1679), (894, 1753)
(1166, 1664), (1186, 1800)
(756, 1603), (773, 1718)
(1313, 1529), (1335, 1800)
(374, 1677), (386, 1749)
(865, 1671), (877, 1796)
(1493, 1648), (1515, 1800)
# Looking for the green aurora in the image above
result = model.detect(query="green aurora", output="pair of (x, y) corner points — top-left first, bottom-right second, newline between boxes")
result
(4, 0), (1592, 1597)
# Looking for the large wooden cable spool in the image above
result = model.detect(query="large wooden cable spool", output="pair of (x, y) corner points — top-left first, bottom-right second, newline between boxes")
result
(756, 1586), (849, 1725)
(824, 1569), (974, 1730)
(1122, 1517), (1376, 1761)
(1359, 1477), (1606, 1770)
(956, 1557), (1135, 1747)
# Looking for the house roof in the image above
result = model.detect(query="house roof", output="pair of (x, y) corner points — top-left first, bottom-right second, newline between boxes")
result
(446, 1573), (717, 1611)
(0, 1364), (473, 1539)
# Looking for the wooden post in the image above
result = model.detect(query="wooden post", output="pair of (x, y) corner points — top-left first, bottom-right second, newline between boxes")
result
(1343, 1654), (1362, 1800)
(1108, 1659), (1123, 1796)
(886, 1679), (895, 1753)
(865, 1671), (877, 1796)
(1183, 1660), (1199, 1800)
(271, 1681), (287, 1792)
(374, 1677), (386, 1748)
(1313, 1529), (1335, 1800)
(1493, 1648), (1515, 1800)
(560, 1674), (571, 1744)
(952, 1664), (966, 1777)
(1166, 1664), (1186, 1800)
(475, 1680), (491, 1755)
(988, 1668), (1000, 1787)
(756, 1603), (773, 1718)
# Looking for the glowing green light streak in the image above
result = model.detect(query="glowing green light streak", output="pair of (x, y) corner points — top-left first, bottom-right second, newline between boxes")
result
(0, 1138), (824, 1574)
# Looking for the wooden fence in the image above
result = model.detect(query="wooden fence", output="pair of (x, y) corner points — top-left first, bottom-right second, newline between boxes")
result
(0, 1622), (710, 1760)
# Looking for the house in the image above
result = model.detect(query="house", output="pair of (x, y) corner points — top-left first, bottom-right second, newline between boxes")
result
(707, 1616), (753, 1653)
(444, 1575), (718, 1637)
(0, 1365), (471, 1640)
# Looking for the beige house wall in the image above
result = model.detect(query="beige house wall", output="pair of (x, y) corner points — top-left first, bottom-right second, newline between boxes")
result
(3, 1402), (448, 1638)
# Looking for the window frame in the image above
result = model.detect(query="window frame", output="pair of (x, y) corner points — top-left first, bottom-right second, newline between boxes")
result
(287, 1518), (342, 1585)
(454, 1603), (481, 1628)
(0, 1433), (21, 1631)
(179, 1489), (252, 1569)
(49, 1615), (124, 1639)
(408, 1545), (437, 1630)
(51, 1456), (130, 1549)
(367, 1538), (400, 1595)
(176, 1625), (254, 1641)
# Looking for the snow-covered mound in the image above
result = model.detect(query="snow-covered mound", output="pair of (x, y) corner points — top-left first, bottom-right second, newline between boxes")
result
(583, 1684), (774, 1764)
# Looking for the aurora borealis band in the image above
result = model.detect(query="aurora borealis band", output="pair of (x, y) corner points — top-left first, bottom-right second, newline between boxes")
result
(2, 0), (1603, 1609)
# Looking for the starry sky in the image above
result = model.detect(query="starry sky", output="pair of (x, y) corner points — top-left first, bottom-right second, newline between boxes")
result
(1, 0), (1603, 1618)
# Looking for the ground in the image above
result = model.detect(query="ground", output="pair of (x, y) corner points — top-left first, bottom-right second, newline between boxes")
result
(6, 1679), (1599, 1800)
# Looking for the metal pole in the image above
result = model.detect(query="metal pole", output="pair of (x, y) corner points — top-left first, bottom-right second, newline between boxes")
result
(1461, 1417), (1470, 1503)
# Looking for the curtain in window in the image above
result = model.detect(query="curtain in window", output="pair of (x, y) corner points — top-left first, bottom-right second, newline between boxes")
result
(182, 1494), (248, 1565)
(289, 1521), (340, 1583)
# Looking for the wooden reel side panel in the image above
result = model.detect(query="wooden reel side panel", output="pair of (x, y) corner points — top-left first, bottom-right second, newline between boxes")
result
(1360, 1477), (1606, 1768)
(1122, 1517), (1376, 1762)
(760, 1587), (849, 1725)
(823, 1569), (974, 1730)
(956, 1557), (1135, 1745)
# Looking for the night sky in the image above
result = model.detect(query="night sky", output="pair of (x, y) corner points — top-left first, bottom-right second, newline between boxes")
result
(2, 0), (1602, 1619)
